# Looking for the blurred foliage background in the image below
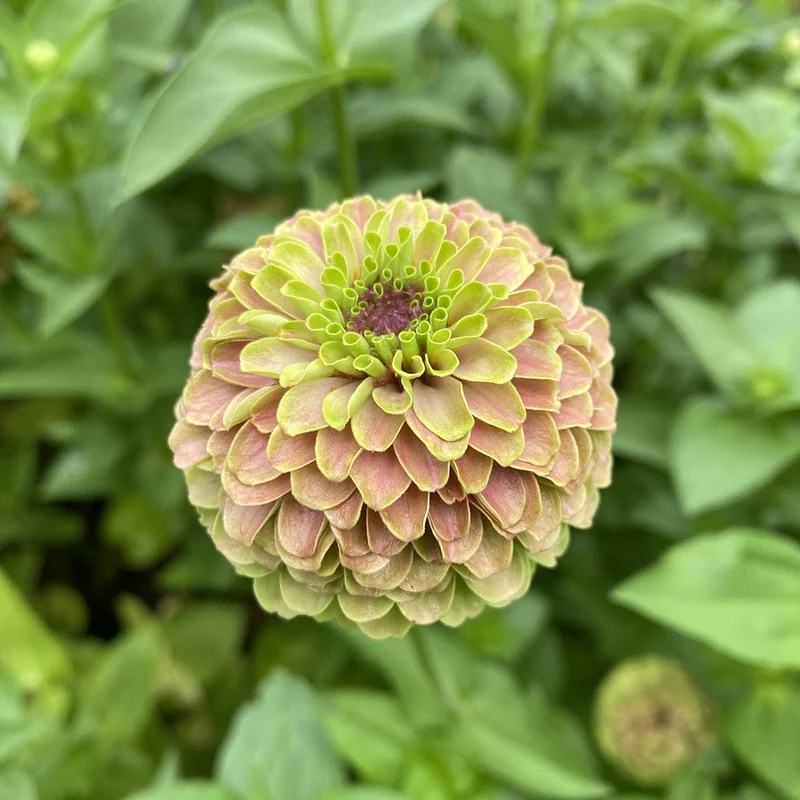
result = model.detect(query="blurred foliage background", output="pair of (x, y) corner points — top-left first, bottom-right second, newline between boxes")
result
(2, 0), (800, 798)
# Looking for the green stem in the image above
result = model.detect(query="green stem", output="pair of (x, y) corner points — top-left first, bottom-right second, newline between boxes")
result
(99, 290), (138, 379)
(516, 0), (569, 184)
(315, 0), (358, 196)
(637, 25), (692, 142)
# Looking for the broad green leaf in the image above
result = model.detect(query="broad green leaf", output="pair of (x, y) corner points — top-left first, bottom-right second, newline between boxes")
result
(216, 671), (344, 800)
(653, 288), (756, 397)
(338, 629), (447, 727)
(78, 624), (160, 741)
(206, 212), (282, 251)
(578, 1), (686, 31)
(125, 782), (238, 800)
(352, 92), (473, 138)
(614, 394), (673, 468)
(321, 791), (410, 800)
(671, 398), (800, 514)
(0, 566), (70, 692)
(121, 7), (346, 199)
(727, 680), (800, 800)
(459, 667), (611, 798)
(0, 770), (38, 800)
(613, 528), (800, 668)
(322, 690), (414, 785)
(346, 0), (445, 56)
(0, 85), (31, 161)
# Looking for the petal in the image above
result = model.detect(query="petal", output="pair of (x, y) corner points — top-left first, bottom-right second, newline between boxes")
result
(351, 546), (414, 592)
(338, 592), (393, 623)
(483, 307), (534, 350)
(183, 370), (241, 426)
(222, 495), (273, 546)
(315, 426), (362, 481)
(508, 473), (544, 534)
(477, 247), (532, 291)
(277, 377), (351, 435)
(552, 393), (594, 429)
(545, 429), (580, 488)
(291, 464), (355, 510)
(412, 376), (474, 442)
(211, 341), (271, 387)
(511, 340), (561, 380)
(266, 427), (317, 472)
(227, 421), (281, 485)
(464, 519), (514, 578)
(439, 511), (483, 563)
(393, 425), (450, 491)
(351, 450), (412, 511)
(468, 420), (524, 467)
(519, 412), (561, 467)
(465, 546), (532, 605)
(351, 397), (405, 451)
(405, 408), (469, 462)
(452, 449), (493, 494)
(169, 419), (210, 469)
(379, 486), (430, 542)
(222, 467), (291, 506)
(462, 381), (525, 433)
(366, 508), (407, 555)
(276, 496), (327, 557)
(240, 338), (318, 379)
(279, 571), (334, 616)
(429, 495), (471, 542)
(477, 466), (527, 530)
(322, 377), (373, 430)
(557, 345), (593, 399)
(372, 381), (412, 414)
(514, 378), (560, 411)
(453, 339), (517, 383)
(397, 578), (456, 624)
(325, 492), (364, 530)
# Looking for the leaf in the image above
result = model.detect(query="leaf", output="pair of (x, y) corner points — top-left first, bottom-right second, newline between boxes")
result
(0, 85), (31, 162)
(322, 689), (414, 785)
(346, 0), (445, 57)
(653, 288), (756, 396)
(78, 624), (160, 741)
(671, 397), (800, 515)
(459, 666), (611, 798)
(0, 566), (71, 692)
(120, 7), (347, 199)
(321, 791), (410, 800)
(216, 670), (344, 800)
(613, 528), (800, 669)
(0, 770), (38, 800)
(578, 0), (687, 31)
(338, 629), (447, 727)
(206, 212), (282, 251)
(617, 213), (708, 280)
(613, 394), (673, 468)
(125, 782), (238, 800)
(727, 680), (800, 800)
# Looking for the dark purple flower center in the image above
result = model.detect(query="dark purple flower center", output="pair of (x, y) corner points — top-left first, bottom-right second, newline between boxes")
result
(347, 283), (422, 335)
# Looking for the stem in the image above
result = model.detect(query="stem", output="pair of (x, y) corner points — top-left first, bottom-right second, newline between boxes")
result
(516, 0), (569, 184)
(637, 25), (692, 142)
(315, 0), (358, 196)
(99, 290), (138, 379)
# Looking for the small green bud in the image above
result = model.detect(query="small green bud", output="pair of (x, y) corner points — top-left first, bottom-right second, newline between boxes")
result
(594, 657), (716, 787)
(782, 29), (800, 59)
(24, 39), (59, 75)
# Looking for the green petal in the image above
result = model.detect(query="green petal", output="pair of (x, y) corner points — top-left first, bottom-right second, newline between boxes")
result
(462, 381), (525, 433)
(453, 340), (517, 383)
(412, 376), (474, 442)
(277, 377), (351, 436)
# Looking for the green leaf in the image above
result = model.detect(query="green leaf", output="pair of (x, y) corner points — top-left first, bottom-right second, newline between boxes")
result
(346, 0), (445, 57)
(338, 629), (447, 727)
(78, 624), (160, 741)
(613, 528), (800, 669)
(653, 288), (756, 397)
(15, 263), (111, 338)
(671, 398), (800, 515)
(125, 781), (238, 800)
(727, 680), (800, 800)
(613, 394), (673, 468)
(0, 566), (70, 692)
(216, 670), (344, 800)
(0, 770), (38, 800)
(120, 7), (347, 199)
(322, 689), (414, 785)
(206, 212), (282, 251)
(320, 790), (410, 800)
(459, 667), (611, 799)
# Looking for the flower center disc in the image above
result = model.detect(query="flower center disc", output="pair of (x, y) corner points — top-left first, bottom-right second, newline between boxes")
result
(348, 283), (422, 336)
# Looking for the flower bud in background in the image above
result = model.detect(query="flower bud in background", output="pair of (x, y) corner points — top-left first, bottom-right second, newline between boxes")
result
(24, 39), (59, 75)
(594, 656), (716, 787)
(169, 195), (616, 637)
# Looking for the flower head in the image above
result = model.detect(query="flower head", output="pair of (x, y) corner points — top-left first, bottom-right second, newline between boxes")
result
(594, 657), (716, 787)
(169, 195), (616, 637)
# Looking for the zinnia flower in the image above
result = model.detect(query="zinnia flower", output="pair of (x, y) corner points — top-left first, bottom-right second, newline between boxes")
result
(169, 195), (616, 638)
(594, 657), (716, 786)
